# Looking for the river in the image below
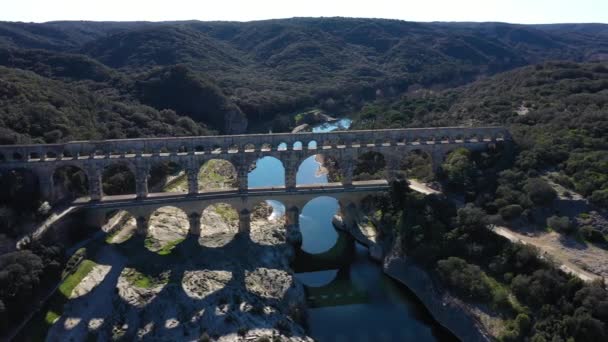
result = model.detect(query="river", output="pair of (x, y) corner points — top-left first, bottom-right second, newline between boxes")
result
(247, 119), (457, 341)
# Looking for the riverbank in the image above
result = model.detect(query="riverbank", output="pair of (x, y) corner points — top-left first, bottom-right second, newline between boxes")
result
(384, 249), (493, 342)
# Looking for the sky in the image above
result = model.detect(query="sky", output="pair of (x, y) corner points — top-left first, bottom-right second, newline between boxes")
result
(2, 0), (607, 24)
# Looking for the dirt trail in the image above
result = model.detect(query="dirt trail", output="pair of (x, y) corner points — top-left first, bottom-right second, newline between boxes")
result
(492, 226), (606, 283)
(409, 179), (608, 284)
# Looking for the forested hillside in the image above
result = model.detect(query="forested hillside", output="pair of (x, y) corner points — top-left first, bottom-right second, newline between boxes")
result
(353, 61), (608, 207)
(0, 18), (607, 141)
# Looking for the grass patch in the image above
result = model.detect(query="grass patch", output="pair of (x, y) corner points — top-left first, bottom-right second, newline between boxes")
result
(105, 230), (119, 243)
(157, 238), (185, 256)
(59, 259), (98, 298)
(23, 259), (98, 340)
(44, 310), (60, 325)
(125, 269), (169, 288)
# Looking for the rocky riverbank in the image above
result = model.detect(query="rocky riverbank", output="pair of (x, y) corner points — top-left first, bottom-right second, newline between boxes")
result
(383, 247), (493, 342)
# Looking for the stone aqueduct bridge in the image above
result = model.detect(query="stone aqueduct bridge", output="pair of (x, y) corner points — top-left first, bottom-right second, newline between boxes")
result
(0, 126), (510, 237)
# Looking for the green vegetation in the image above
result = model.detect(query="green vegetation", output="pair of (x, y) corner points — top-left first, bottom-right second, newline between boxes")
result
(58, 259), (97, 297)
(157, 238), (185, 256)
(370, 162), (608, 340)
(124, 269), (168, 288)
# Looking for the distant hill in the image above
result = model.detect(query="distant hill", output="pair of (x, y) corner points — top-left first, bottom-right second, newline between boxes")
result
(0, 18), (607, 138)
(352, 61), (608, 205)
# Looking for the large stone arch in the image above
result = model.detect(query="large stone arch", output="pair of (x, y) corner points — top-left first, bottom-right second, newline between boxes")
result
(249, 199), (287, 245)
(145, 205), (190, 255)
(353, 150), (387, 182)
(147, 160), (187, 193)
(198, 202), (240, 248)
(296, 152), (342, 185)
(400, 148), (434, 182)
(52, 164), (89, 203)
(102, 161), (136, 196)
(299, 195), (342, 254)
(198, 158), (238, 192)
(247, 155), (285, 188)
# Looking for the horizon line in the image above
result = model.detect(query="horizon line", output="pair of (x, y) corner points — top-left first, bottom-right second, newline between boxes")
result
(1, 16), (607, 26)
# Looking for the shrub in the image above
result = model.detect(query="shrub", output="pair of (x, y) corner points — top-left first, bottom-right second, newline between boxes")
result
(499, 204), (524, 220)
(580, 226), (606, 243)
(547, 215), (573, 233)
(436, 257), (492, 301)
(524, 178), (557, 206)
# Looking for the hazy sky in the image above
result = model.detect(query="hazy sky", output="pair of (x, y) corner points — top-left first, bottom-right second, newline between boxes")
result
(2, 0), (607, 24)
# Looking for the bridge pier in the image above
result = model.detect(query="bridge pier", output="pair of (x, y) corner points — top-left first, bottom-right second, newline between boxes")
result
(87, 167), (103, 201)
(136, 216), (149, 236)
(237, 165), (248, 192)
(135, 169), (148, 199)
(37, 167), (55, 204)
(342, 160), (353, 187)
(188, 213), (201, 235)
(187, 166), (198, 195)
(285, 160), (297, 190)
(238, 209), (251, 235)
(285, 205), (302, 246)
(431, 149), (445, 174)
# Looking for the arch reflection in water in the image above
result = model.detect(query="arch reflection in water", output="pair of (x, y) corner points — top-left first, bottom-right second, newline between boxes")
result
(299, 196), (339, 254)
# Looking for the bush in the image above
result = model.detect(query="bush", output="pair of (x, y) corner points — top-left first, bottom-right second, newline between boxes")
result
(547, 215), (573, 233)
(436, 257), (492, 301)
(590, 189), (608, 208)
(580, 226), (606, 243)
(524, 178), (557, 206)
(499, 204), (524, 220)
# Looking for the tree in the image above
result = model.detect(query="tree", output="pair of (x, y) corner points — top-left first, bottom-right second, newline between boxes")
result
(456, 204), (488, 233)
(524, 178), (557, 206)
(442, 148), (475, 189)
(437, 257), (492, 300)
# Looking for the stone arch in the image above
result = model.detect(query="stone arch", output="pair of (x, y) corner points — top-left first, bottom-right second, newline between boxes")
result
(307, 140), (318, 150)
(249, 200), (286, 245)
(277, 142), (288, 151)
(227, 144), (239, 153)
(353, 151), (387, 181)
(199, 202), (239, 248)
(148, 161), (187, 193)
(243, 143), (256, 152)
(400, 149), (434, 182)
(198, 158), (237, 192)
(145, 206), (190, 255)
(299, 196), (341, 254)
(102, 162), (136, 196)
(194, 145), (205, 154)
(210, 144), (222, 154)
(293, 141), (303, 150)
(260, 143), (272, 152)
(52, 164), (89, 203)
(296, 153), (341, 185)
(247, 156), (285, 188)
